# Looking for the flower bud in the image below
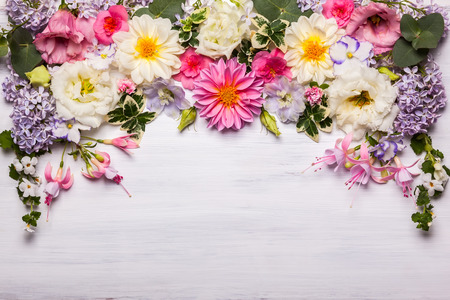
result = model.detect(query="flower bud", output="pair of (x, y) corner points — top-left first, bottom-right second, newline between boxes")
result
(260, 109), (281, 136)
(178, 107), (197, 132)
(94, 153), (105, 162)
(377, 67), (400, 81)
(345, 161), (354, 169)
(25, 65), (51, 88)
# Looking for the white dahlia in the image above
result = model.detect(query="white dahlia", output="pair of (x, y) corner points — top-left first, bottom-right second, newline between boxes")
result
(113, 15), (183, 84)
(327, 66), (399, 140)
(51, 61), (122, 128)
(284, 13), (345, 84)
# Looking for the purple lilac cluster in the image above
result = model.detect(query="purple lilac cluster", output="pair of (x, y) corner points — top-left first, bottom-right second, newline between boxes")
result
(66, 0), (119, 19)
(394, 55), (447, 136)
(297, 0), (326, 13)
(424, 3), (450, 38)
(6, 0), (58, 34)
(2, 63), (57, 154)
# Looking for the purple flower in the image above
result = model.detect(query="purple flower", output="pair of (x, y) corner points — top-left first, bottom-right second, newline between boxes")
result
(6, 0), (58, 34)
(329, 36), (373, 75)
(369, 132), (406, 163)
(144, 78), (190, 119)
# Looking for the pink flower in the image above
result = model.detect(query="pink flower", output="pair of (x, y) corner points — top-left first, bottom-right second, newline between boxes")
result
(172, 47), (214, 90)
(193, 58), (265, 131)
(93, 5), (129, 45)
(44, 162), (74, 221)
(322, 0), (354, 28)
(346, 3), (401, 55)
(117, 78), (137, 94)
(304, 86), (324, 106)
(251, 49), (292, 83)
(34, 10), (95, 64)
(383, 157), (420, 197)
(102, 134), (139, 154)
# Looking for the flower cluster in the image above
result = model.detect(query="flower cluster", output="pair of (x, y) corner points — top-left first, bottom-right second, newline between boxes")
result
(0, 0), (448, 233)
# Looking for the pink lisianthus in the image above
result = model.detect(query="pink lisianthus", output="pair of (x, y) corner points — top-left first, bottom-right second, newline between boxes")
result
(322, 0), (354, 28)
(304, 86), (324, 106)
(193, 58), (265, 131)
(34, 10), (95, 65)
(346, 2), (401, 55)
(172, 47), (214, 90)
(251, 49), (292, 83)
(117, 78), (136, 94)
(93, 5), (129, 45)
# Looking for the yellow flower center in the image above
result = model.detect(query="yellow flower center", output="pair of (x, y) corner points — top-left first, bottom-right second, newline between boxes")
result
(218, 86), (239, 108)
(347, 91), (373, 108)
(302, 36), (327, 62)
(135, 37), (159, 59)
(347, 52), (353, 59)
(370, 15), (381, 26)
(80, 78), (94, 96)
(67, 123), (73, 129)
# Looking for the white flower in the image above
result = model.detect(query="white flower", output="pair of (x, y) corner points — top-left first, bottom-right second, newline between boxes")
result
(327, 66), (399, 140)
(19, 178), (38, 197)
(21, 156), (38, 175)
(422, 173), (444, 197)
(182, 0), (214, 15)
(13, 158), (23, 172)
(85, 41), (117, 71)
(329, 36), (373, 76)
(113, 15), (183, 85)
(53, 119), (91, 143)
(284, 13), (345, 84)
(51, 61), (122, 128)
(433, 162), (449, 183)
(196, 1), (250, 59)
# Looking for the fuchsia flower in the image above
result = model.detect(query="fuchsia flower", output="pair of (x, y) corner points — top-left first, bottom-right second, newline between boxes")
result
(251, 49), (292, 83)
(346, 3), (401, 54)
(383, 156), (420, 197)
(322, 0), (354, 28)
(304, 86), (324, 106)
(193, 58), (265, 131)
(34, 10), (95, 64)
(44, 162), (74, 221)
(82, 151), (131, 197)
(102, 134), (139, 154)
(117, 78), (136, 94)
(93, 5), (129, 45)
(173, 47), (214, 90)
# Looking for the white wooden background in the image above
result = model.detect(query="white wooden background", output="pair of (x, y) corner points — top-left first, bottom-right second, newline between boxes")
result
(1, 2), (450, 299)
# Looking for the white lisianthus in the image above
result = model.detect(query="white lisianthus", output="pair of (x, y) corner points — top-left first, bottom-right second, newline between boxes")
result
(327, 66), (399, 140)
(51, 61), (122, 128)
(285, 13), (345, 84)
(196, 1), (250, 59)
(113, 15), (183, 85)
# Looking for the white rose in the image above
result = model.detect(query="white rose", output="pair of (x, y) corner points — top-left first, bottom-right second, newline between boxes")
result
(51, 61), (122, 128)
(196, 1), (250, 59)
(327, 66), (399, 140)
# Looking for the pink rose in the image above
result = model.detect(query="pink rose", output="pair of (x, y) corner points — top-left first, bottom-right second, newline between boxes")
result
(322, 0), (354, 28)
(34, 10), (95, 65)
(346, 3), (401, 55)
(93, 5), (129, 45)
(172, 47), (214, 90)
(251, 48), (292, 84)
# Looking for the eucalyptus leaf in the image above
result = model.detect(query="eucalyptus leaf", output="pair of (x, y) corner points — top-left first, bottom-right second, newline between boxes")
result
(400, 14), (421, 42)
(417, 13), (444, 44)
(148, 0), (185, 23)
(9, 27), (43, 79)
(0, 36), (8, 57)
(133, 7), (155, 18)
(253, 0), (310, 22)
(412, 30), (440, 50)
(393, 37), (428, 67)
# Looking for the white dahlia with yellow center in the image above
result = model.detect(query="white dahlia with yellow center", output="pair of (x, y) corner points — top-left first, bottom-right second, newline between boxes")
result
(113, 15), (183, 84)
(284, 13), (345, 84)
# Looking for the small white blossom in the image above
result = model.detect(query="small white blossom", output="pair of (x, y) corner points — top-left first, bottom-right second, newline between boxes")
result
(422, 173), (444, 197)
(21, 156), (38, 175)
(13, 158), (23, 172)
(19, 179), (39, 197)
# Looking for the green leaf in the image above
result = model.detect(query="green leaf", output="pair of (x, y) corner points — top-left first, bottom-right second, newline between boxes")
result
(133, 7), (155, 18)
(182, 22), (193, 32)
(412, 30), (440, 50)
(318, 116), (332, 133)
(421, 160), (435, 174)
(123, 96), (140, 117)
(311, 105), (330, 123)
(9, 164), (20, 180)
(253, 0), (311, 22)
(443, 165), (450, 176)
(122, 118), (139, 132)
(366, 134), (378, 147)
(0, 36), (8, 57)
(319, 83), (329, 90)
(431, 149), (444, 159)
(270, 32), (285, 47)
(252, 33), (270, 49)
(9, 27), (43, 79)
(148, 0), (185, 23)
(179, 30), (192, 43)
(30, 211), (41, 219)
(417, 13), (444, 46)
(297, 116), (319, 142)
(410, 133), (427, 155)
(136, 111), (156, 124)
(270, 19), (289, 32)
(188, 36), (199, 47)
(252, 14), (270, 28)
(393, 37), (428, 67)
(107, 108), (128, 125)
(190, 7), (209, 24)
(415, 187), (430, 206)
(0, 130), (14, 149)
(400, 14), (421, 42)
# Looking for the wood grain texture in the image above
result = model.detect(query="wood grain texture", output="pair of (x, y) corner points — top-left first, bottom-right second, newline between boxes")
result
(1, 2), (450, 299)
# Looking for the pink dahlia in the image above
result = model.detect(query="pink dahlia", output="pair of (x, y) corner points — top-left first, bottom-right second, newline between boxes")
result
(93, 5), (129, 45)
(251, 48), (292, 83)
(193, 58), (265, 131)
(346, 2), (401, 55)
(172, 47), (214, 90)
(322, 0), (354, 28)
